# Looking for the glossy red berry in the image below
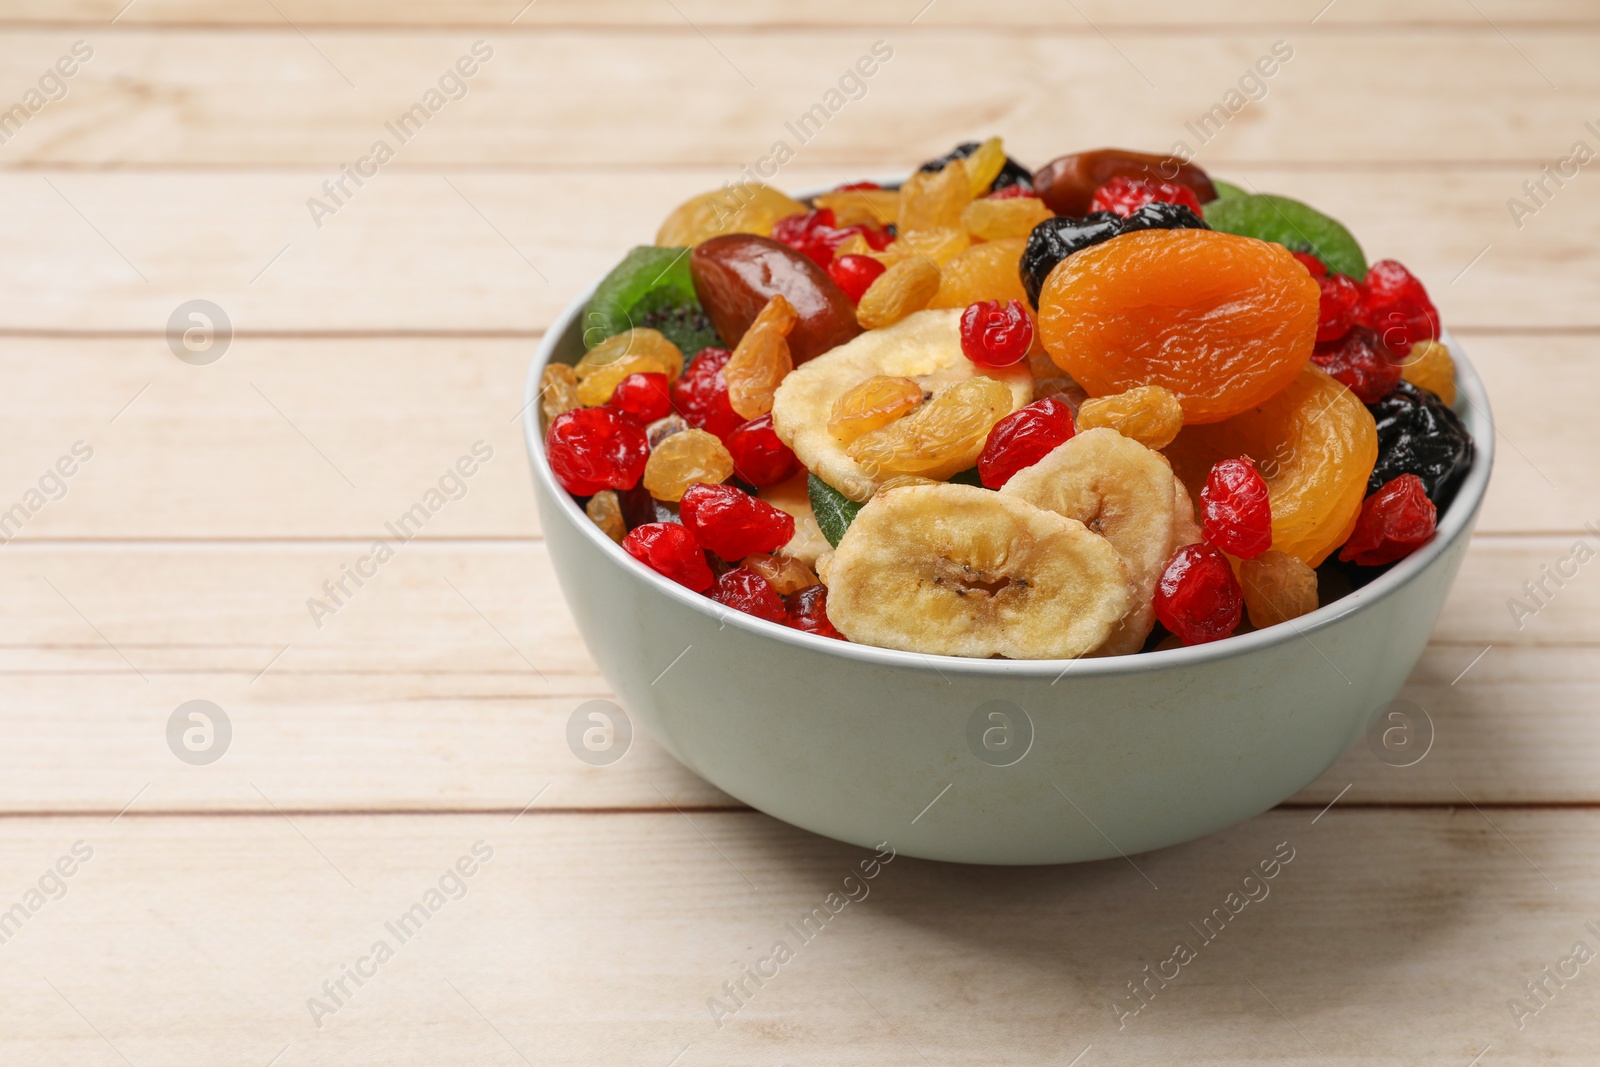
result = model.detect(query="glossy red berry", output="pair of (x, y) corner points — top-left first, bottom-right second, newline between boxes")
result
(671, 347), (743, 441)
(1200, 457), (1273, 560)
(724, 413), (799, 487)
(827, 253), (888, 303)
(1087, 175), (1204, 218)
(1312, 325), (1404, 404)
(623, 522), (714, 591)
(1291, 250), (1328, 277)
(1154, 544), (1243, 646)
(771, 208), (891, 268)
(959, 299), (1034, 368)
(545, 407), (649, 496)
(987, 184), (1039, 200)
(1315, 273), (1363, 343)
(1356, 258), (1440, 356)
(978, 397), (1075, 488)
(679, 482), (795, 561)
(785, 584), (845, 640)
(1339, 474), (1437, 567)
(709, 566), (787, 623)
(607, 371), (672, 422)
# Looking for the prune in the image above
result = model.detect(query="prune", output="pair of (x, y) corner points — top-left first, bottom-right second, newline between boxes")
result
(1020, 202), (1207, 308)
(918, 140), (1034, 193)
(1032, 148), (1216, 217)
(690, 235), (861, 364)
(1366, 380), (1473, 508)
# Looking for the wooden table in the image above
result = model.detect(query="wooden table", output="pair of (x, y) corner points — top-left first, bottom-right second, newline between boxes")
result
(2, 2), (1597, 1063)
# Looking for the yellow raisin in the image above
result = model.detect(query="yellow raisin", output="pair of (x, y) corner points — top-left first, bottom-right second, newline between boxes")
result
(585, 490), (626, 543)
(897, 160), (973, 232)
(812, 188), (899, 230)
(1401, 339), (1457, 406)
(962, 137), (1007, 197)
(928, 238), (1030, 309)
(873, 227), (971, 268)
(724, 294), (797, 419)
(540, 364), (581, 427)
(875, 474), (940, 493)
(742, 552), (819, 595)
(642, 428), (735, 502)
(847, 377), (1014, 479)
(856, 259), (942, 330)
(1076, 385), (1186, 450)
(960, 195), (1053, 242)
(833, 233), (873, 259)
(575, 329), (684, 406)
(828, 375), (926, 443)
(1238, 549), (1319, 629)
(656, 183), (809, 246)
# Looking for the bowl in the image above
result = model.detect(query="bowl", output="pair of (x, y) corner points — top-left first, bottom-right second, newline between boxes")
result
(523, 285), (1493, 866)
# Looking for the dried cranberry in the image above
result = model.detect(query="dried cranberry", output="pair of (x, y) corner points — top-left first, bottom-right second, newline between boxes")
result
(623, 522), (714, 591)
(545, 407), (649, 496)
(607, 372), (672, 422)
(771, 208), (891, 268)
(1315, 273), (1362, 343)
(709, 566), (787, 623)
(1356, 259), (1440, 356)
(1339, 474), (1437, 567)
(670, 347), (743, 441)
(978, 397), (1075, 488)
(959, 299), (1034, 368)
(679, 482), (795, 560)
(1291, 251), (1328, 277)
(785, 584), (845, 640)
(987, 184), (1039, 200)
(1312, 325), (1404, 405)
(1153, 544), (1243, 646)
(1086, 175), (1204, 218)
(1200, 457), (1273, 560)
(724, 413), (799, 487)
(827, 253), (888, 303)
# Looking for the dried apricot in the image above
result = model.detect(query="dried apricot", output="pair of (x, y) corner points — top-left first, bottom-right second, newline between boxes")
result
(1166, 364), (1377, 566)
(960, 196), (1053, 242)
(1401, 339), (1456, 406)
(573, 328), (684, 407)
(656, 183), (809, 246)
(1075, 385), (1184, 450)
(856, 259), (942, 330)
(1238, 550), (1319, 629)
(928, 238), (1030, 309)
(724, 294), (797, 419)
(641, 428), (735, 502)
(847, 376), (1013, 479)
(1038, 229), (1319, 424)
(828, 375), (925, 444)
(898, 159), (973, 231)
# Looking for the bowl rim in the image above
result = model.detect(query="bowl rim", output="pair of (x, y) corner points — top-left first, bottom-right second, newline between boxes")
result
(523, 239), (1494, 679)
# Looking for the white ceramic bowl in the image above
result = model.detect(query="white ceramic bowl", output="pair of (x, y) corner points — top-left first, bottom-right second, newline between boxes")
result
(524, 284), (1493, 865)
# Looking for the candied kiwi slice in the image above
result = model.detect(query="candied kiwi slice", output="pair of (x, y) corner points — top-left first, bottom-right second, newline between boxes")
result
(584, 246), (721, 355)
(1202, 193), (1368, 280)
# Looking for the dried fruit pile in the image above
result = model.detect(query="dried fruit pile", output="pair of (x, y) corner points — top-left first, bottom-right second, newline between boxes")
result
(542, 139), (1475, 657)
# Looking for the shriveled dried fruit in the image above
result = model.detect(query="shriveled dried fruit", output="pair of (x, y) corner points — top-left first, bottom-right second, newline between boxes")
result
(742, 552), (819, 596)
(828, 375), (925, 444)
(959, 299), (1034, 368)
(670, 347), (742, 441)
(546, 407), (650, 496)
(574, 328), (684, 407)
(1074, 385), (1184, 450)
(872, 227), (971, 269)
(1312, 325), (1403, 405)
(585, 490), (626, 544)
(898, 158), (973, 232)
(641, 428), (735, 502)
(977, 396), (1074, 488)
(645, 413), (690, 450)
(1039, 229), (1319, 424)
(813, 187), (900, 229)
(960, 137), (1009, 197)
(680, 482), (795, 560)
(784, 583), (845, 640)
(1032, 148), (1217, 217)
(758, 472), (833, 564)
(724, 294), (798, 419)
(607, 371), (672, 422)
(709, 566), (788, 622)
(848, 375), (1015, 479)
(1356, 259), (1439, 355)
(689, 235), (861, 365)
(1401, 339), (1457, 406)
(724, 413), (799, 487)
(623, 522), (714, 591)
(929, 238), (1030, 310)
(1200, 457), (1273, 560)
(1367, 380), (1472, 507)
(1238, 550), (1319, 629)
(1315, 272), (1363, 342)
(919, 140), (1033, 194)
(770, 207), (890, 268)
(656, 182), (809, 246)
(827, 253), (888, 303)
(960, 195), (1053, 242)
(1087, 175), (1204, 217)
(540, 363), (581, 425)
(856, 258), (942, 330)
(1339, 473), (1437, 567)
(1153, 543), (1242, 646)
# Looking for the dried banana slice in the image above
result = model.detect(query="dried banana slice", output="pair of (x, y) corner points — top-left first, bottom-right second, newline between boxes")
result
(770, 309), (1031, 502)
(1000, 428), (1187, 657)
(823, 483), (1133, 659)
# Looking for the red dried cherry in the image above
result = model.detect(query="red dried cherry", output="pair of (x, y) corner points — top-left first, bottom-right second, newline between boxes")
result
(671, 347), (744, 441)
(1315, 273), (1362, 343)
(679, 482), (795, 560)
(709, 566), (787, 622)
(545, 407), (649, 496)
(1154, 543), (1243, 646)
(1200, 457), (1273, 560)
(785, 584), (845, 640)
(978, 397), (1075, 488)
(724, 413), (799, 487)
(959, 299), (1034, 368)
(623, 522), (714, 591)
(1339, 474), (1437, 566)
(987, 184), (1039, 200)
(1312, 325), (1404, 404)
(1086, 175), (1203, 218)
(1291, 251), (1328, 277)
(771, 208), (891, 268)
(827, 253), (888, 303)
(607, 372), (672, 422)
(1356, 259), (1440, 356)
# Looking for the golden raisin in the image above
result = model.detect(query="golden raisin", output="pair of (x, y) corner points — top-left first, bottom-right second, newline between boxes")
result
(873, 227), (970, 268)
(540, 364), (581, 427)
(656, 183), (809, 246)
(828, 375), (925, 444)
(575, 328), (684, 407)
(1076, 385), (1185, 450)
(856, 259), (941, 330)
(724, 294), (797, 419)
(960, 196), (1053, 242)
(642, 428), (735, 502)
(1401, 339), (1456, 406)
(585, 490), (626, 543)
(1238, 549), (1319, 629)
(874, 474), (940, 493)
(898, 159), (973, 232)
(742, 552), (819, 595)
(962, 137), (1008, 197)
(847, 376), (1014, 479)
(812, 188), (899, 230)
(928, 238), (1030, 309)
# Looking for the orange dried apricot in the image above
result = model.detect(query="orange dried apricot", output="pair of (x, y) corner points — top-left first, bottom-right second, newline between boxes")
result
(1038, 229), (1319, 424)
(1166, 364), (1377, 566)
(928, 238), (1030, 309)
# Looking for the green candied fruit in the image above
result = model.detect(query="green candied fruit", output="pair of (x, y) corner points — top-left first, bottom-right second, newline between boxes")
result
(1202, 193), (1367, 280)
(1209, 178), (1248, 199)
(583, 246), (721, 355)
